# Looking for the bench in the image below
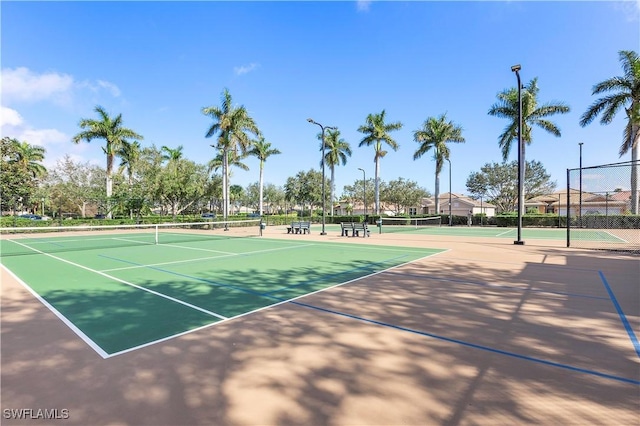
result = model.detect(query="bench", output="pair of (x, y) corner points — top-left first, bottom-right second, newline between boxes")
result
(352, 223), (370, 237)
(340, 222), (354, 237)
(287, 221), (311, 234)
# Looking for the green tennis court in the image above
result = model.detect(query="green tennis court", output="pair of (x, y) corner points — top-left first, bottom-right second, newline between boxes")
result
(370, 223), (630, 242)
(0, 230), (443, 357)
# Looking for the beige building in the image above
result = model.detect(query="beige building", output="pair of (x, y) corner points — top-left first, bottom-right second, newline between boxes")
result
(333, 193), (497, 217)
(421, 193), (497, 217)
(527, 189), (630, 216)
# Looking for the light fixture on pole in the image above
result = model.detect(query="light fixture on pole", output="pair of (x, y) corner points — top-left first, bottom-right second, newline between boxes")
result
(579, 142), (584, 229)
(358, 167), (366, 219)
(512, 63), (525, 245)
(308, 118), (336, 236)
(446, 158), (452, 226)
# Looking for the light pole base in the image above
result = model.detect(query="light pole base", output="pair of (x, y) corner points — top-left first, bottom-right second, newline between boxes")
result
(320, 232), (327, 236)
(513, 240), (525, 245)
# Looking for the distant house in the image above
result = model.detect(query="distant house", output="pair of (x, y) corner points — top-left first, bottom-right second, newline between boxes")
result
(527, 189), (629, 215)
(421, 193), (497, 218)
(333, 193), (497, 217)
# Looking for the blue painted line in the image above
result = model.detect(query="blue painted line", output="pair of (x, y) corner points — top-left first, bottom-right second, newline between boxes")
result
(599, 270), (640, 359)
(265, 255), (409, 295)
(97, 254), (640, 386)
(385, 271), (610, 301)
(290, 300), (640, 386)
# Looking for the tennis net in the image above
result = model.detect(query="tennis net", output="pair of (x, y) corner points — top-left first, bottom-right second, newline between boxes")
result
(380, 216), (442, 233)
(0, 219), (261, 257)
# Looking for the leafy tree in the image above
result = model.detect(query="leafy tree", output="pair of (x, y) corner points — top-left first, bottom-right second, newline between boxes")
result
(263, 183), (285, 214)
(318, 128), (351, 216)
(284, 169), (329, 217)
(580, 50), (640, 213)
(247, 136), (281, 215)
(357, 110), (403, 215)
(1, 137), (33, 213)
(341, 178), (375, 214)
(380, 178), (430, 215)
(202, 88), (260, 221)
(413, 114), (465, 215)
(466, 160), (556, 213)
(488, 77), (570, 161)
(135, 145), (165, 214)
(72, 106), (143, 218)
(44, 155), (106, 217)
(229, 184), (245, 214)
(157, 158), (208, 218)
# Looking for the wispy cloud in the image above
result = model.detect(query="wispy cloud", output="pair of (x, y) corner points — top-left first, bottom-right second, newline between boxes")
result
(613, 0), (639, 21)
(1, 67), (122, 106)
(356, 0), (372, 12)
(96, 80), (122, 97)
(1, 67), (74, 104)
(233, 63), (260, 76)
(0, 106), (24, 127)
(0, 105), (76, 167)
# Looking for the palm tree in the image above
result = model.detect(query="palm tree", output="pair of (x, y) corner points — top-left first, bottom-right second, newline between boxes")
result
(10, 140), (47, 178)
(247, 136), (281, 216)
(207, 149), (250, 176)
(357, 110), (403, 215)
(202, 88), (260, 222)
(488, 77), (570, 161)
(118, 140), (141, 186)
(413, 114), (465, 215)
(161, 145), (184, 163)
(318, 128), (351, 216)
(580, 50), (640, 214)
(72, 105), (143, 218)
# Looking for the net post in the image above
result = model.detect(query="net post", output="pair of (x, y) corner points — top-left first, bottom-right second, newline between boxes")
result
(155, 225), (159, 245)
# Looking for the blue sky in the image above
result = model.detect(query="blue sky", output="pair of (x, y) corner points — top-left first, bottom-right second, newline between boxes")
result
(2, 1), (639, 197)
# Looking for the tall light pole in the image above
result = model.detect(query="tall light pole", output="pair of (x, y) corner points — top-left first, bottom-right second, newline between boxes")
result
(308, 118), (335, 235)
(358, 167), (366, 219)
(446, 158), (452, 226)
(579, 142), (584, 228)
(512, 64), (525, 245)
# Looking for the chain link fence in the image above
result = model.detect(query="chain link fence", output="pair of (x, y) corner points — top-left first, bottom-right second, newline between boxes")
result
(567, 160), (639, 254)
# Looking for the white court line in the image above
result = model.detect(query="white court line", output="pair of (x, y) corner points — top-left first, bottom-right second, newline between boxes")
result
(5, 239), (229, 358)
(102, 243), (317, 272)
(1, 264), (110, 359)
(113, 237), (154, 246)
(599, 230), (628, 243)
(107, 248), (450, 358)
(496, 229), (514, 237)
(158, 243), (236, 255)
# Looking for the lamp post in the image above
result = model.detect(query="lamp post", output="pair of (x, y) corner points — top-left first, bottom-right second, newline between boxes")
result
(41, 197), (45, 216)
(579, 142), (584, 228)
(446, 158), (452, 226)
(358, 167), (366, 219)
(308, 118), (335, 236)
(512, 64), (525, 245)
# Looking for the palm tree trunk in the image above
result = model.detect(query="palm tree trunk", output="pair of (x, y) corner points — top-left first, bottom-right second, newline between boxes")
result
(223, 148), (229, 222)
(434, 169), (440, 215)
(259, 162), (264, 216)
(631, 131), (639, 214)
(106, 154), (113, 219)
(330, 166), (335, 217)
(375, 159), (380, 215)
